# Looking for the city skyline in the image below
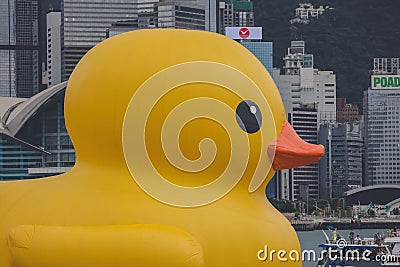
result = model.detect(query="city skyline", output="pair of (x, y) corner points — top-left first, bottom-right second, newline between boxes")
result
(1, 0), (400, 203)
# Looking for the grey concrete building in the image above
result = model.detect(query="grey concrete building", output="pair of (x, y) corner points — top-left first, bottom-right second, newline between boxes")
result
(319, 123), (363, 198)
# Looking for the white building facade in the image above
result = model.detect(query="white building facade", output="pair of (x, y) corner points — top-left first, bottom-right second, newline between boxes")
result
(272, 41), (336, 200)
(364, 58), (400, 186)
(46, 11), (62, 87)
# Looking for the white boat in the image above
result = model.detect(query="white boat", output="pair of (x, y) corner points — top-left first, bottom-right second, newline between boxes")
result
(316, 230), (400, 267)
(380, 236), (400, 266)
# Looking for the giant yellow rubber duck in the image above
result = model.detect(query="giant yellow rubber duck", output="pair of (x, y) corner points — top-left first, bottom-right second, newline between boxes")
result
(0, 29), (324, 267)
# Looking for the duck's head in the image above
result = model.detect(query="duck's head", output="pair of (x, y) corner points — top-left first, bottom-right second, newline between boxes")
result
(65, 29), (324, 207)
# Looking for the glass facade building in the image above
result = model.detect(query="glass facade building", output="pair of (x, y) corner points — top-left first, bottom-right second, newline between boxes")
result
(241, 42), (273, 75)
(62, 0), (208, 80)
(61, 0), (139, 80)
(0, 0), (40, 97)
(318, 123), (363, 198)
(195, 0), (217, 32)
(158, 2), (205, 30)
(0, 82), (75, 180)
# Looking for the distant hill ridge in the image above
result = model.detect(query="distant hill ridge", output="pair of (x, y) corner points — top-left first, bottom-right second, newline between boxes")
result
(254, 0), (400, 106)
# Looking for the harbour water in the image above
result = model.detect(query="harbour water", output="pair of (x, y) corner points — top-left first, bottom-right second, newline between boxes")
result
(297, 228), (388, 267)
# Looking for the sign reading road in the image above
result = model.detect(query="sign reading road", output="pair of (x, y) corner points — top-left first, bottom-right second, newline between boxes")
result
(225, 27), (262, 40)
(371, 75), (400, 90)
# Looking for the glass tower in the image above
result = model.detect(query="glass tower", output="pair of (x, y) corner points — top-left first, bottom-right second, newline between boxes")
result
(0, 0), (40, 97)
(61, 0), (140, 80)
(241, 42), (273, 75)
(158, 2), (205, 30)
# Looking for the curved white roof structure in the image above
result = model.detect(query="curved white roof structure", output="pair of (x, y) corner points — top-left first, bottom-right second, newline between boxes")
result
(344, 184), (400, 196)
(0, 82), (67, 153)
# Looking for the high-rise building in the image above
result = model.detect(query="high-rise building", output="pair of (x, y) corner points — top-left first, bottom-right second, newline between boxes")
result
(0, 0), (41, 97)
(61, 0), (138, 80)
(157, 1), (205, 30)
(62, 0), (210, 80)
(364, 58), (400, 186)
(196, 0), (217, 32)
(217, 0), (254, 34)
(318, 123), (363, 198)
(47, 11), (62, 87)
(272, 41), (336, 200)
(273, 41), (336, 123)
(271, 106), (319, 201)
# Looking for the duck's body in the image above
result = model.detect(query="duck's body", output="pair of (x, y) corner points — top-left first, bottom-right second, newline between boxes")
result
(0, 29), (323, 267)
(1, 168), (297, 266)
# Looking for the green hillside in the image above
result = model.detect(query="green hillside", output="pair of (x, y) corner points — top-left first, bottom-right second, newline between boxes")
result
(254, 0), (400, 106)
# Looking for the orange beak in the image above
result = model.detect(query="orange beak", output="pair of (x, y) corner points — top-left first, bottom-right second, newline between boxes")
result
(268, 121), (325, 170)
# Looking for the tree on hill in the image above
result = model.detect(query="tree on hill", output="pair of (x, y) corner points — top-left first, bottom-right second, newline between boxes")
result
(254, 0), (400, 107)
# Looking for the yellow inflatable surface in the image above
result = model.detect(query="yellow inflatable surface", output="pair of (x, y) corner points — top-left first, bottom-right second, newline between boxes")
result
(0, 29), (324, 267)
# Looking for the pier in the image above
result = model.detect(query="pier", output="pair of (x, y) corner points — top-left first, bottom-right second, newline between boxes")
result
(291, 217), (400, 231)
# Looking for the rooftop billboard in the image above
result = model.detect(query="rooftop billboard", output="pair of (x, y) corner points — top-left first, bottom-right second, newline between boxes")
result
(371, 75), (400, 90)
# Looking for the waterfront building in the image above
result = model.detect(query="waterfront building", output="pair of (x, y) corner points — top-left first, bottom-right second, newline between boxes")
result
(0, 0), (41, 97)
(217, 0), (254, 34)
(272, 41), (336, 200)
(364, 59), (400, 186)
(319, 123), (363, 198)
(46, 11), (62, 87)
(0, 82), (75, 180)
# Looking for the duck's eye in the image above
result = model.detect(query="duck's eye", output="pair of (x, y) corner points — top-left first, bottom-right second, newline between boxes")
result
(235, 100), (262, 134)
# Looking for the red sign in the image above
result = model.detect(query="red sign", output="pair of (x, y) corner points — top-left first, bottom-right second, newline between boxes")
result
(239, 28), (250, 39)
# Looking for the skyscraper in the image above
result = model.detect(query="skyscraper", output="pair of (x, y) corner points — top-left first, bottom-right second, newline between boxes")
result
(0, 0), (41, 97)
(318, 123), (363, 198)
(157, 1), (205, 30)
(61, 0), (138, 80)
(272, 41), (337, 200)
(364, 58), (400, 186)
(217, 0), (254, 34)
(196, 0), (217, 32)
(47, 11), (62, 87)
(62, 0), (209, 80)
(273, 41), (336, 124)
